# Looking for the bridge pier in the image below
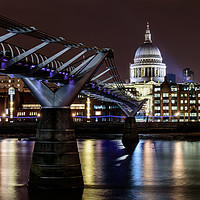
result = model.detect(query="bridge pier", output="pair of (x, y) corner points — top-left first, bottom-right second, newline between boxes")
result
(28, 107), (83, 189)
(122, 117), (139, 147)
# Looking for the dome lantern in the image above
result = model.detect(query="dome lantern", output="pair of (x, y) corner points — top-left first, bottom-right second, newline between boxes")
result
(145, 22), (152, 43)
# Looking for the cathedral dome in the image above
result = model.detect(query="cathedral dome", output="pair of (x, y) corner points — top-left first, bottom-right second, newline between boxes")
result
(134, 42), (162, 60)
(129, 22), (167, 83)
(134, 22), (163, 64)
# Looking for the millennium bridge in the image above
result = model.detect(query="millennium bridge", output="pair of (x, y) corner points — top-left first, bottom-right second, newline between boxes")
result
(0, 15), (146, 189)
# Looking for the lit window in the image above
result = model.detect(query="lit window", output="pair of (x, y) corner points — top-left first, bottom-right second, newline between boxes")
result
(163, 93), (169, 97)
(70, 104), (85, 110)
(155, 113), (160, 116)
(185, 106), (187, 110)
(95, 111), (101, 116)
(154, 93), (160, 97)
(94, 105), (106, 109)
(180, 106), (184, 110)
(190, 100), (196, 104)
(185, 113), (188, 116)
(154, 100), (160, 104)
(180, 94), (184, 97)
(171, 99), (176, 104)
(180, 100), (183, 104)
(185, 100), (187, 103)
(171, 87), (177, 91)
(190, 113), (197, 117)
(172, 93), (177, 97)
(172, 106), (177, 110)
(163, 113), (169, 116)
(9, 79), (11, 83)
(198, 93), (200, 97)
(17, 84), (20, 87)
(163, 106), (169, 110)
(154, 106), (160, 110)
(154, 87), (160, 92)
(198, 100), (200, 104)
(163, 99), (169, 104)
(184, 94), (188, 97)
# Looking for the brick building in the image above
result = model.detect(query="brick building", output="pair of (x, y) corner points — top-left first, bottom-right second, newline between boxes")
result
(153, 77), (200, 122)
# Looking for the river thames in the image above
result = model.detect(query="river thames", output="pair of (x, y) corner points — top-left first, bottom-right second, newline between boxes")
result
(0, 138), (200, 200)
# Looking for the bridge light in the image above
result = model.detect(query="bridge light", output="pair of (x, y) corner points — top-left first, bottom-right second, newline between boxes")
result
(86, 97), (91, 119)
(175, 112), (180, 117)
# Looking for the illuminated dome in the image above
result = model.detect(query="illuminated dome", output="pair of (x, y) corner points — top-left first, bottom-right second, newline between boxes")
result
(134, 43), (162, 62)
(130, 22), (166, 83)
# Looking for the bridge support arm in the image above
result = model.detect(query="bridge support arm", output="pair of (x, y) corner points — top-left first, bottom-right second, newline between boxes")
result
(0, 32), (17, 42)
(22, 78), (54, 107)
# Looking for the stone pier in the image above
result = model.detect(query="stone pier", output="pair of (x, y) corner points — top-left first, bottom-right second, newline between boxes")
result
(122, 117), (139, 147)
(28, 107), (83, 189)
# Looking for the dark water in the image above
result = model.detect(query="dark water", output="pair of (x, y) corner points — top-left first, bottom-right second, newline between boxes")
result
(0, 138), (200, 200)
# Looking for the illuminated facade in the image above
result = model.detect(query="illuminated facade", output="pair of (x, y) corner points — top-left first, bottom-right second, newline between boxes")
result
(153, 78), (200, 122)
(125, 22), (167, 116)
(130, 22), (166, 83)
(124, 81), (160, 116)
(0, 75), (24, 91)
(0, 89), (123, 122)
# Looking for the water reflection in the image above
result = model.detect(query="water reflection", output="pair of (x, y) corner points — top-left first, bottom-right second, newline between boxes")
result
(1, 139), (200, 199)
(0, 138), (34, 200)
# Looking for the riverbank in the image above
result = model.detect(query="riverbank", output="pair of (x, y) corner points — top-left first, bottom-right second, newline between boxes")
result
(1, 122), (200, 141)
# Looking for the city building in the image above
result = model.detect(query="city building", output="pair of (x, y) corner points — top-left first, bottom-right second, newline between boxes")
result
(126, 22), (167, 116)
(153, 77), (200, 122)
(0, 75), (24, 91)
(183, 68), (194, 82)
(0, 75), (124, 122)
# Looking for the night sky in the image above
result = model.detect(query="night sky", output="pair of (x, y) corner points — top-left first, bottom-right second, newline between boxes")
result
(1, 0), (200, 82)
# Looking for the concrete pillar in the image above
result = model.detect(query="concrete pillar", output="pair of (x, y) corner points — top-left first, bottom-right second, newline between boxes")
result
(28, 107), (83, 189)
(122, 116), (139, 147)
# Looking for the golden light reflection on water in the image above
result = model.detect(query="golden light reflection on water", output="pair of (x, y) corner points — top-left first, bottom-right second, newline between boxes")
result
(0, 139), (18, 200)
(143, 140), (155, 185)
(80, 140), (96, 185)
(172, 142), (186, 185)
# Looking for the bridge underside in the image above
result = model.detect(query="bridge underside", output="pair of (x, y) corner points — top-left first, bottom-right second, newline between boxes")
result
(0, 15), (146, 189)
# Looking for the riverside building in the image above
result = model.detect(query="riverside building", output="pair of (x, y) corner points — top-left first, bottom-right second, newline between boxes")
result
(153, 77), (200, 122)
(0, 75), (123, 123)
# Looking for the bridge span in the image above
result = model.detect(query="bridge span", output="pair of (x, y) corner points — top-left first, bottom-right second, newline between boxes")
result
(0, 15), (146, 189)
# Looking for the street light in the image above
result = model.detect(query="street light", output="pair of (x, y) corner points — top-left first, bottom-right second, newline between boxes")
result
(175, 112), (180, 117)
(145, 113), (149, 122)
(175, 112), (180, 122)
